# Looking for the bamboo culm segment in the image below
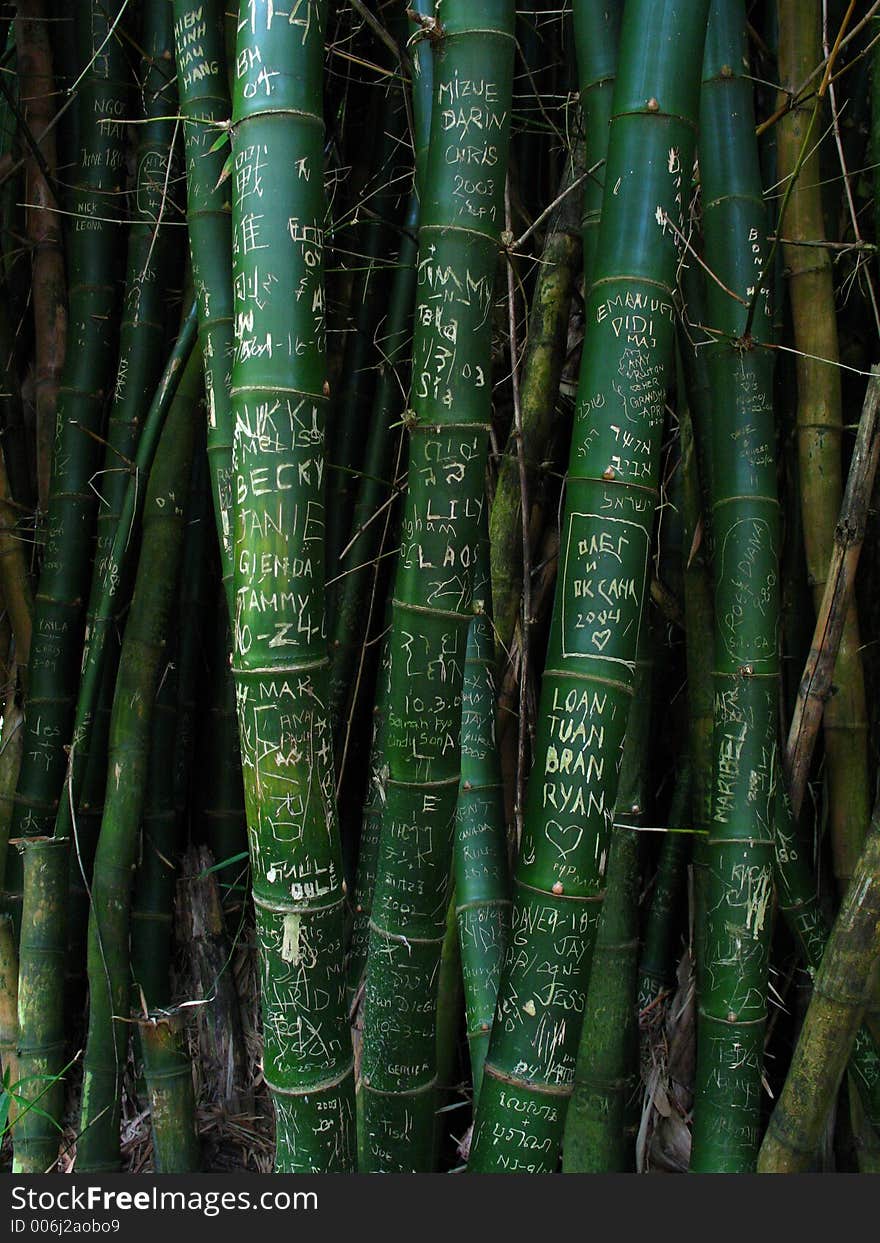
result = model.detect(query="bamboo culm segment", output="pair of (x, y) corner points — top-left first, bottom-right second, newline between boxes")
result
(573, 0), (622, 281)
(68, 0), (181, 990)
(173, 0), (235, 610)
(759, 808), (880, 1172)
(454, 534), (511, 1104)
(11, 311), (198, 1174)
(76, 349), (202, 1173)
(469, 0), (711, 1173)
(90, 0), (180, 627)
(774, 790), (880, 1134)
(488, 143), (585, 662)
(328, 193), (417, 733)
(777, 0), (870, 893)
(359, 0), (515, 1172)
(139, 1014), (202, 1173)
(490, 0), (619, 666)
(637, 759), (691, 1009)
(230, 0), (354, 1173)
(562, 635), (651, 1172)
(346, 631), (391, 1003)
(15, 0), (66, 513)
(11, 837), (67, 1172)
(10, 1), (128, 847)
(689, 0), (779, 1173)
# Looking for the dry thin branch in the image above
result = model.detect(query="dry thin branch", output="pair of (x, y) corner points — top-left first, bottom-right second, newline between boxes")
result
(785, 366), (880, 816)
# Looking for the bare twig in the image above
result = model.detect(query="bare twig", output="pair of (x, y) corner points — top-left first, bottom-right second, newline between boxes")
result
(505, 178), (531, 850)
(785, 367), (880, 816)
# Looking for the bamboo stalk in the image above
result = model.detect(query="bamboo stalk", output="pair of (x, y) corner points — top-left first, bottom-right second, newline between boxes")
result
(0, 444), (32, 672)
(66, 0), (182, 989)
(777, 0), (870, 892)
(0, 913), (17, 1090)
(637, 759), (692, 1010)
(488, 141), (585, 663)
(759, 803), (880, 1173)
(359, 0), (516, 1172)
(469, 0), (711, 1174)
(230, 0), (355, 1172)
(10, 0), (128, 847)
(11, 835), (67, 1171)
(137, 1011), (201, 1173)
(77, 349), (202, 1172)
(690, 0), (779, 1173)
(173, 0), (235, 608)
(785, 368), (880, 816)
(454, 533), (510, 1104)
(562, 634), (651, 1172)
(774, 788), (880, 1136)
(14, 0), (66, 512)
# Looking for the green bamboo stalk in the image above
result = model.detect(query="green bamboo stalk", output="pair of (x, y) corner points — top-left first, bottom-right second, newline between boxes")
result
(562, 635), (651, 1172)
(11, 836), (67, 1171)
(573, 0), (621, 283)
(10, 0), (128, 846)
(0, 679), (24, 908)
(777, 0), (870, 894)
(0, 445), (33, 676)
(774, 788), (880, 1136)
(77, 351), (202, 1173)
(137, 1011), (202, 1172)
(173, 0), (235, 607)
(0, 913), (17, 1088)
(67, 0), (182, 979)
(409, 0), (436, 203)
(88, 0), (180, 630)
(359, 0), (516, 1173)
(435, 891), (463, 1122)
(63, 309), (199, 982)
(490, 0), (621, 669)
(489, 141), (585, 663)
(0, 293), (34, 514)
(8, 318), (199, 1173)
(171, 442), (211, 823)
(177, 843), (248, 1109)
(324, 55), (409, 581)
(193, 591), (247, 913)
(329, 0), (431, 735)
(690, 0), (779, 1174)
(346, 629), (391, 1004)
(677, 367), (714, 1001)
(131, 656), (180, 1018)
(454, 534), (510, 1105)
(637, 760), (691, 1010)
(758, 806), (880, 1173)
(45, 2), (77, 195)
(469, 0), (710, 1174)
(132, 444), (210, 1017)
(14, 0), (65, 512)
(230, 0), (354, 1173)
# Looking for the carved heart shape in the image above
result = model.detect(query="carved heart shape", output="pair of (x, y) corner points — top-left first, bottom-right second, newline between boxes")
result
(545, 819), (583, 860)
(592, 628), (612, 651)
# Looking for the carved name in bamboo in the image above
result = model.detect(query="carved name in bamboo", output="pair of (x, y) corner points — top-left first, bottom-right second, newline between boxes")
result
(436, 72), (508, 218)
(173, 6), (220, 89)
(561, 513), (649, 665)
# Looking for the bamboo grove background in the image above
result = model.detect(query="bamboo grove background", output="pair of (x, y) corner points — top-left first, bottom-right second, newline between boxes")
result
(0, 0), (878, 1175)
